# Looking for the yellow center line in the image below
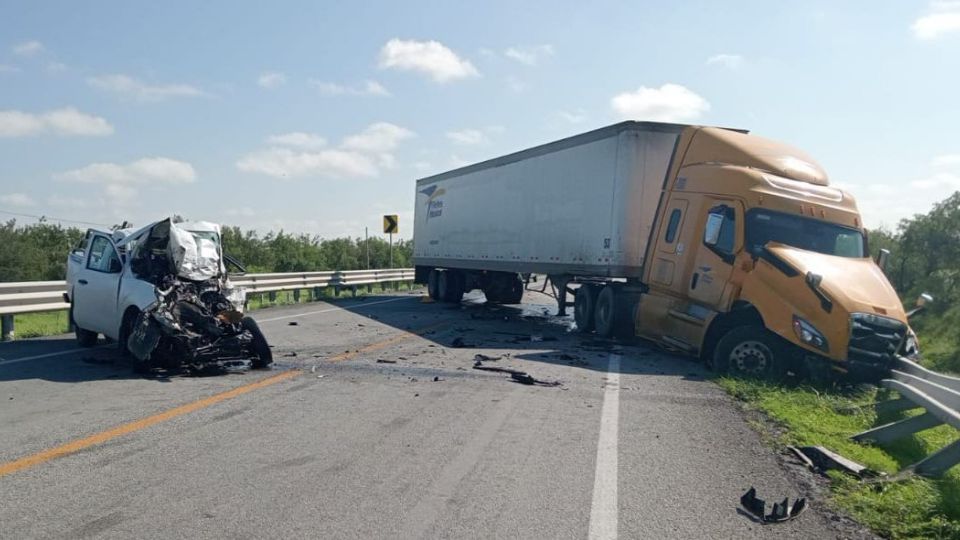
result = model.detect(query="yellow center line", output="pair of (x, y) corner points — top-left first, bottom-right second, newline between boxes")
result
(0, 319), (450, 478)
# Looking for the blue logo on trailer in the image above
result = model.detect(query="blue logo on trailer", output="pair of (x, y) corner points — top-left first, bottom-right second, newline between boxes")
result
(419, 185), (445, 219)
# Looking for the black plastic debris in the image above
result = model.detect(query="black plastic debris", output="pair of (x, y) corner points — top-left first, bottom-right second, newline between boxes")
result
(451, 337), (473, 348)
(473, 354), (501, 362)
(376, 359), (397, 364)
(473, 361), (561, 387)
(739, 487), (806, 523)
(288, 321), (299, 326)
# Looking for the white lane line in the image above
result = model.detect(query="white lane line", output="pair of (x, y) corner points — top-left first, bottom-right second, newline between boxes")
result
(589, 353), (621, 540)
(256, 296), (413, 323)
(0, 345), (110, 367)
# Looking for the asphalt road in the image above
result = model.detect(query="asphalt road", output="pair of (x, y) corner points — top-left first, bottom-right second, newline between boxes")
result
(0, 290), (868, 539)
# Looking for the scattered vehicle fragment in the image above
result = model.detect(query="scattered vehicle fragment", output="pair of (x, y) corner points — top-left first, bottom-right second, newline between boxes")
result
(472, 359), (562, 387)
(740, 487), (806, 523)
(797, 445), (880, 478)
(412, 121), (927, 381)
(66, 217), (272, 374)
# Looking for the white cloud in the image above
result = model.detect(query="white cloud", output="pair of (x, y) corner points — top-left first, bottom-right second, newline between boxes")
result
(0, 108), (113, 137)
(504, 44), (554, 66)
(13, 40), (44, 56)
(0, 193), (36, 207)
(446, 129), (488, 145)
(932, 154), (960, 167)
(706, 53), (744, 69)
(557, 109), (587, 124)
(267, 132), (327, 149)
(611, 83), (710, 122)
(310, 79), (390, 97)
(912, 1), (960, 39)
(910, 172), (960, 190)
(413, 161), (433, 172)
(257, 71), (286, 89)
(237, 122), (415, 179)
(57, 157), (197, 185)
(87, 74), (205, 101)
(42, 107), (114, 136)
(341, 122), (414, 153)
(378, 39), (479, 83)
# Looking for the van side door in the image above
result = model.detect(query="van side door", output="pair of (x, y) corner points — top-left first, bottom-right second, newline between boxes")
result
(72, 233), (123, 336)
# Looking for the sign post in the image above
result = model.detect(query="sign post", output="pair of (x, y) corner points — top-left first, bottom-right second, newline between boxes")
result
(383, 215), (398, 268)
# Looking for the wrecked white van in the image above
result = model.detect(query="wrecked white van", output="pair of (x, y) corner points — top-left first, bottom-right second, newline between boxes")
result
(66, 217), (272, 373)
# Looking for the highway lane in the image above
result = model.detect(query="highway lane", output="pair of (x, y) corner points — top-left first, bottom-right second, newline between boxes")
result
(0, 291), (866, 538)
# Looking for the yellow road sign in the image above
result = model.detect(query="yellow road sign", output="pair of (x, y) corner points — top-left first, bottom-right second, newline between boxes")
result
(383, 214), (398, 234)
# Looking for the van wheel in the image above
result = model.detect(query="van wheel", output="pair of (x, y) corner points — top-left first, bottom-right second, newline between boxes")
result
(713, 326), (784, 379)
(117, 308), (139, 357)
(427, 269), (440, 301)
(574, 285), (598, 332)
(71, 306), (98, 347)
(242, 317), (273, 369)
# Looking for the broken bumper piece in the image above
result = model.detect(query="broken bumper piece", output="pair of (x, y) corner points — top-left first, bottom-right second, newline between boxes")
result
(739, 487), (806, 523)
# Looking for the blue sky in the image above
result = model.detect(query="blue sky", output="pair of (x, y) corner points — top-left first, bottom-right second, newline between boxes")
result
(2, 1), (959, 238)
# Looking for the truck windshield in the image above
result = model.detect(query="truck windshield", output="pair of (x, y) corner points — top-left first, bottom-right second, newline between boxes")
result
(746, 209), (864, 258)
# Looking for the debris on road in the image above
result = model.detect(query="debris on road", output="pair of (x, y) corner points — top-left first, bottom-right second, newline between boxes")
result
(451, 337), (474, 348)
(473, 359), (562, 387)
(739, 487), (806, 523)
(283, 352), (298, 357)
(376, 359), (397, 364)
(288, 321), (299, 326)
(433, 376), (441, 382)
(473, 354), (501, 362)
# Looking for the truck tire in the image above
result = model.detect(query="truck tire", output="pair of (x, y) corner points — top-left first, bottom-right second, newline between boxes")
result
(502, 275), (523, 304)
(574, 285), (598, 332)
(594, 286), (617, 338)
(71, 306), (98, 347)
(713, 326), (785, 380)
(427, 269), (440, 301)
(439, 271), (465, 303)
(242, 316), (273, 369)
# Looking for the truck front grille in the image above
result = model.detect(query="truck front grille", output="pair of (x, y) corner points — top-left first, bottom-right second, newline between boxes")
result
(848, 313), (906, 365)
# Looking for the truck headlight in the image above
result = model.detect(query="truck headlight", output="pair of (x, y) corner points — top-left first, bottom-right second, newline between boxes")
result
(792, 315), (829, 352)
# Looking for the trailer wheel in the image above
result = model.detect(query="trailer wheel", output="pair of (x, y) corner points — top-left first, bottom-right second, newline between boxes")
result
(713, 326), (785, 380)
(574, 285), (598, 332)
(594, 286), (617, 338)
(427, 269), (440, 301)
(439, 271), (465, 303)
(70, 306), (98, 347)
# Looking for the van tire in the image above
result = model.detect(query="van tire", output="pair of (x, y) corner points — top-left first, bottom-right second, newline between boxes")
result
(71, 306), (98, 347)
(574, 285), (598, 332)
(713, 326), (785, 379)
(242, 316), (273, 369)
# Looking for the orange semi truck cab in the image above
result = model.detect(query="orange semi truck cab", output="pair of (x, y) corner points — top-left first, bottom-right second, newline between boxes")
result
(636, 126), (916, 379)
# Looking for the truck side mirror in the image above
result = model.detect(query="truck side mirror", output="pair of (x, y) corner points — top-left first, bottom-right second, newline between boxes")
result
(916, 293), (933, 308)
(704, 213), (723, 246)
(875, 248), (890, 270)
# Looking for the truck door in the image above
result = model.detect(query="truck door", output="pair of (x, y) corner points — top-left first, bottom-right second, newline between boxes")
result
(649, 197), (689, 290)
(687, 200), (742, 308)
(73, 234), (123, 335)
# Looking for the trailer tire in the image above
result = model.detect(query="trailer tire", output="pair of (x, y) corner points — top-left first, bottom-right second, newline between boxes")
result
(71, 306), (98, 347)
(242, 316), (273, 369)
(427, 269), (440, 301)
(439, 271), (465, 303)
(574, 285), (598, 332)
(594, 286), (617, 338)
(713, 326), (785, 380)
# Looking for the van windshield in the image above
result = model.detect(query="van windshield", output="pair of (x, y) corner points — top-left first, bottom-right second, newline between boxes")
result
(746, 209), (865, 258)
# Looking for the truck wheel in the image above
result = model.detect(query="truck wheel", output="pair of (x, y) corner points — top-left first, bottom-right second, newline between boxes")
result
(427, 269), (440, 301)
(71, 306), (98, 347)
(594, 286), (617, 338)
(439, 271), (464, 303)
(574, 285), (598, 332)
(713, 326), (784, 379)
(242, 316), (273, 369)
(502, 275), (523, 304)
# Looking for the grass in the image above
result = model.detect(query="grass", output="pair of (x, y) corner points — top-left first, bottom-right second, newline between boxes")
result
(718, 377), (960, 539)
(913, 304), (960, 375)
(8, 282), (420, 340)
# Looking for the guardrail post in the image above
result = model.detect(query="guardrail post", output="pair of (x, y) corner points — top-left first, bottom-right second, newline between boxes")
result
(268, 291), (276, 304)
(1, 315), (14, 341)
(351, 286), (357, 298)
(367, 284), (373, 294)
(293, 289), (301, 303)
(393, 281), (399, 291)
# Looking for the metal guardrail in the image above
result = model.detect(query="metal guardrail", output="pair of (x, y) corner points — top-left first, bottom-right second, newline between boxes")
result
(0, 269), (417, 340)
(852, 357), (960, 478)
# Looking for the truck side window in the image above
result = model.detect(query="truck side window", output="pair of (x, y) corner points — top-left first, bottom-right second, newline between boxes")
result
(704, 205), (736, 262)
(87, 236), (121, 273)
(664, 209), (682, 243)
